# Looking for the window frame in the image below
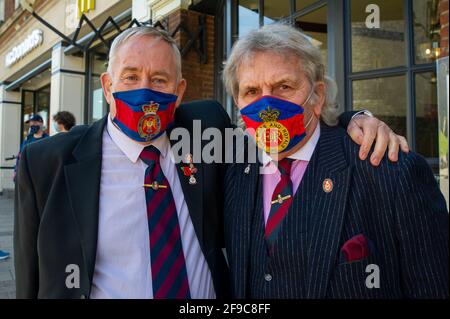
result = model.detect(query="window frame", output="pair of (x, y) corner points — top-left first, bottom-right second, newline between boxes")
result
(344, 0), (437, 160)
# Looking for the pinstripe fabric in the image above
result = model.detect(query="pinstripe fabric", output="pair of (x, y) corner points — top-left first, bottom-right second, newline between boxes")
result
(224, 122), (449, 299)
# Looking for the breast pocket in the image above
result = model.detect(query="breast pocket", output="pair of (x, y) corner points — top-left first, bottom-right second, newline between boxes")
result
(327, 257), (385, 299)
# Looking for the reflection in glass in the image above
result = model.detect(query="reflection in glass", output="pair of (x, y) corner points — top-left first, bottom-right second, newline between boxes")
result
(295, 0), (321, 12)
(295, 5), (328, 70)
(90, 49), (108, 123)
(92, 78), (106, 122)
(239, 0), (260, 36)
(22, 91), (34, 140)
(413, 0), (441, 64)
(263, 0), (290, 25)
(36, 86), (50, 132)
(415, 72), (438, 172)
(351, 0), (405, 72)
(352, 75), (407, 138)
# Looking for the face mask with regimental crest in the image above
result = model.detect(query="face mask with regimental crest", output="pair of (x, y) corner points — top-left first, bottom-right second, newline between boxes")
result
(112, 88), (178, 142)
(240, 90), (315, 154)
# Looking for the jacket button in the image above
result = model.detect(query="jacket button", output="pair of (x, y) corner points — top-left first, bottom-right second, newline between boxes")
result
(80, 294), (86, 299)
(264, 274), (272, 282)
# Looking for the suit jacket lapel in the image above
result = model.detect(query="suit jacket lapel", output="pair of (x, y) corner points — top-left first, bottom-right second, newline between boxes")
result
(305, 123), (352, 298)
(64, 116), (106, 287)
(228, 160), (261, 298)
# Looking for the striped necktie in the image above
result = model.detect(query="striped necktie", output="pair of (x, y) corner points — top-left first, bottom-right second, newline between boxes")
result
(140, 145), (191, 299)
(265, 158), (294, 253)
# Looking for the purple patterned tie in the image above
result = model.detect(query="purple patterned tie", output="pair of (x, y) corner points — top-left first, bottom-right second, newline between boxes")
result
(140, 145), (191, 299)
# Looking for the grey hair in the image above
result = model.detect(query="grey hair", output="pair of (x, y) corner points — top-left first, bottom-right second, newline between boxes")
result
(107, 26), (182, 83)
(223, 23), (338, 126)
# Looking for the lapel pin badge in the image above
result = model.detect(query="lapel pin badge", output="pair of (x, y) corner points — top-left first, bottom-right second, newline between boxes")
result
(244, 164), (251, 174)
(323, 178), (333, 193)
(182, 153), (197, 185)
(189, 175), (197, 185)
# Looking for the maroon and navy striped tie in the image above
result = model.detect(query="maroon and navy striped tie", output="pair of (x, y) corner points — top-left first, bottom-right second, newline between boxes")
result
(140, 145), (191, 299)
(265, 158), (294, 253)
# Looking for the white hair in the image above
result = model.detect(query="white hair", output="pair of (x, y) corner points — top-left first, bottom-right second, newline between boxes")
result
(107, 26), (182, 83)
(223, 23), (339, 126)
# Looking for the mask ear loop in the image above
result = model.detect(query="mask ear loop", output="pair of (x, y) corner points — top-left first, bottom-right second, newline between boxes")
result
(302, 83), (317, 129)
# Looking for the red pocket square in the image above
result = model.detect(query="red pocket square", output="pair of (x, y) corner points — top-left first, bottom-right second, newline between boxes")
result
(341, 234), (370, 262)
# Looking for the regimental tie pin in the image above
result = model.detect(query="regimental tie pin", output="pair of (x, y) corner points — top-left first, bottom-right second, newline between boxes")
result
(244, 164), (251, 174)
(322, 178), (333, 193)
(181, 153), (197, 185)
(271, 194), (291, 205)
(143, 181), (168, 190)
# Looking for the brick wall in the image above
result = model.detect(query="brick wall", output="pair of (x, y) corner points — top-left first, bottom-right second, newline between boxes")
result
(439, 0), (449, 57)
(167, 9), (215, 102)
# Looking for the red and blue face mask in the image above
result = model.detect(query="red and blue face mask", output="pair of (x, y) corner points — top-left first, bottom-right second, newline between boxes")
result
(112, 88), (178, 142)
(240, 93), (314, 154)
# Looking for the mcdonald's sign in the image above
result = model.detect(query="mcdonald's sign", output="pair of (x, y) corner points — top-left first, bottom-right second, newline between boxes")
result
(77, 0), (95, 17)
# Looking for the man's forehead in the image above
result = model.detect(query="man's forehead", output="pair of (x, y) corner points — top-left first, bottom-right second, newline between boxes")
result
(238, 52), (302, 79)
(238, 71), (303, 88)
(118, 34), (165, 51)
(112, 41), (177, 74)
(114, 37), (173, 61)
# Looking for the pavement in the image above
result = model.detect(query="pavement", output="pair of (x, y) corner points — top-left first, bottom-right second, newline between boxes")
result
(0, 192), (15, 299)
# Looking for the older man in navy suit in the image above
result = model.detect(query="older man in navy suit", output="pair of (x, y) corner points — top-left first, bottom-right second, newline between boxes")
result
(223, 24), (449, 299)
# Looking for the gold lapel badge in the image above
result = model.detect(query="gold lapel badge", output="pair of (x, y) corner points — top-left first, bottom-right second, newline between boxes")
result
(322, 178), (333, 193)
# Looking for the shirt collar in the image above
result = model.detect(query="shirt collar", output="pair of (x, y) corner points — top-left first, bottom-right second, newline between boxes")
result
(261, 122), (321, 167)
(106, 114), (169, 163)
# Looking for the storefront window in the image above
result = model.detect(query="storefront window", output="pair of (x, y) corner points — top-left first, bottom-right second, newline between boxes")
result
(21, 85), (50, 141)
(22, 91), (34, 141)
(296, 0), (321, 12)
(263, 0), (290, 24)
(413, 0), (441, 64)
(90, 48), (108, 123)
(351, 0), (406, 72)
(352, 75), (407, 139)
(415, 71), (439, 161)
(238, 0), (260, 36)
(36, 86), (50, 129)
(295, 4), (328, 70)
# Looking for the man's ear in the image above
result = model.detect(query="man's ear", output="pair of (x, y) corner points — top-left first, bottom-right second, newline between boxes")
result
(175, 78), (187, 108)
(313, 81), (326, 117)
(100, 72), (113, 105)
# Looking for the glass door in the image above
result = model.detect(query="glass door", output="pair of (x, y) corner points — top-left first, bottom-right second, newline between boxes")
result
(20, 85), (50, 143)
(88, 46), (109, 124)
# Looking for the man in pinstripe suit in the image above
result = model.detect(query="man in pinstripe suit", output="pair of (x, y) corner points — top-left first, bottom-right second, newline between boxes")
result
(222, 24), (449, 299)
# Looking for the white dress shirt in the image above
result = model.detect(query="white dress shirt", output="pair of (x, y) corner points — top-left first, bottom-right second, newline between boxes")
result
(90, 115), (215, 299)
